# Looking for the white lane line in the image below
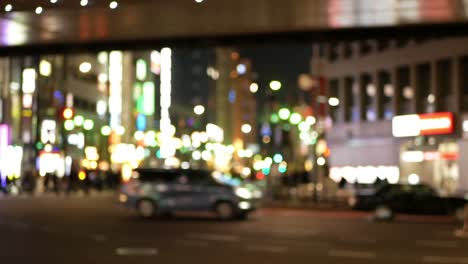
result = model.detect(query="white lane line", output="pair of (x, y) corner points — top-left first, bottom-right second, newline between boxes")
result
(423, 256), (468, 263)
(416, 240), (459, 249)
(339, 237), (377, 244)
(328, 249), (376, 260)
(246, 245), (288, 254)
(174, 239), (209, 247)
(91, 234), (108, 242)
(115, 248), (158, 257)
(186, 233), (240, 242)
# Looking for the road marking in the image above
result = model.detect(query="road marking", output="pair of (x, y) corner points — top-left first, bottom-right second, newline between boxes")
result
(339, 237), (377, 244)
(115, 248), (158, 257)
(246, 245), (288, 254)
(187, 233), (240, 242)
(423, 256), (468, 263)
(174, 239), (209, 247)
(416, 240), (459, 249)
(11, 222), (29, 230)
(328, 249), (376, 260)
(91, 234), (108, 242)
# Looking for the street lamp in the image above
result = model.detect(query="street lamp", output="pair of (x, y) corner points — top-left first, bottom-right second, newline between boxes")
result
(289, 113), (302, 125)
(306, 116), (317, 125)
(269, 80), (282, 91)
(39, 60), (52, 77)
(328, 97), (340, 107)
(74, 115), (84, 126)
(249, 83), (259, 93)
(193, 105), (205, 115)
(241, 124), (252, 134)
(79, 62), (92, 73)
(100, 126), (111, 136)
(278, 108), (290, 120)
(83, 119), (94, 131)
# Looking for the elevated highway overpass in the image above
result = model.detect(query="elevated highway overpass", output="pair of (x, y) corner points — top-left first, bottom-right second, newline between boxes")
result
(1, 0), (468, 54)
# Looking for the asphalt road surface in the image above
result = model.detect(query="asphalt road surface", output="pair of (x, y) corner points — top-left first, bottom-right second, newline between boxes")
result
(0, 194), (467, 264)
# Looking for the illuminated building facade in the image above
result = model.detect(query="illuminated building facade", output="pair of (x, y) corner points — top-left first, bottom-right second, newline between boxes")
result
(317, 36), (468, 196)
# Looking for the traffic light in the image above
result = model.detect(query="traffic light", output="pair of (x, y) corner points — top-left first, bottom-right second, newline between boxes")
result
(62, 107), (74, 120)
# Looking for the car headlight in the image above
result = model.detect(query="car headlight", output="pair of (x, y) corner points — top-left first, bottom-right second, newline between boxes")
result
(235, 187), (252, 199)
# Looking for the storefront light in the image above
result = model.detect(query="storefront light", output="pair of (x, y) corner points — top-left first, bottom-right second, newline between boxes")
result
(116, 126), (125, 136)
(101, 126), (111, 136)
(317, 157), (326, 166)
(83, 119), (94, 130)
(64, 120), (75, 131)
(278, 108), (290, 120)
(136, 59), (147, 81)
(39, 60), (52, 77)
(22, 69), (36, 93)
(192, 151), (201, 160)
(273, 153), (283, 163)
(408, 173), (420, 185)
(134, 131), (144, 141)
(74, 115), (84, 126)
(298, 122), (310, 132)
(401, 151), (424, 163)
(289, 113), (302, 125)
(306, 116), (316, 126)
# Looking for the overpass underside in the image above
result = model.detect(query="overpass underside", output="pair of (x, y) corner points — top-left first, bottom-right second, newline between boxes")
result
(1, 0), (468, 54)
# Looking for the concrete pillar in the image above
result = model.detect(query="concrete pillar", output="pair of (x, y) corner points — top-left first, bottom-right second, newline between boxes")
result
(375, 71), (384, 120)
(343, 77), (352, 123)
(337, 78), (345, 123)
(359, 74), (367, 121)
(431, 61), (439, 112)
(453, 57), (462, 115)
(410, 64), (420, 114)
(392, 67), (401, 116)
(121, 52), (135, 143)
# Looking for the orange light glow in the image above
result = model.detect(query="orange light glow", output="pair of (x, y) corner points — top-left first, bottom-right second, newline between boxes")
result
(63, 108), (74, 119)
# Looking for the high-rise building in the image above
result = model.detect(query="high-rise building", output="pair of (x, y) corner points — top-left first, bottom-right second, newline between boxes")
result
(318, 37), (468, 196)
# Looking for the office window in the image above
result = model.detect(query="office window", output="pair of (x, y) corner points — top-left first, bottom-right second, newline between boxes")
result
(436, 59), (452, 111)
(361, 73), (376, 121)
(328, 79), (340, 122)
(416, 63), (431, 112)
(397, 66), (412, 114)
(378, 71), (394, 120)
(344, 77), (355, 122)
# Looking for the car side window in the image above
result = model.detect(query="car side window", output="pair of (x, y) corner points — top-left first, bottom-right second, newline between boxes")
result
(175, 174), (189, 185)
(185, 170), (215, 186)
(413, 185), (436, 197)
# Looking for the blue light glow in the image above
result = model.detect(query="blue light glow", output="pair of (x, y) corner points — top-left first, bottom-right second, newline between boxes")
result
(136, 114), (147, 131)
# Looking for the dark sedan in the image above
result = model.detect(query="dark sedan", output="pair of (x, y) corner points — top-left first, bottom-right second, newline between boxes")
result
(349, 183), (467, 221)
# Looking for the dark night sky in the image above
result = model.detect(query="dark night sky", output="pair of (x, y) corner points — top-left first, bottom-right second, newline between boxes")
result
(171, 44), (312, 112)
(240, 44), (312, 104)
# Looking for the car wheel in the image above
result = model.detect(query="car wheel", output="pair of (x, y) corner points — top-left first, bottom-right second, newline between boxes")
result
(137, 199), (156, 219)
(374, 205), (394, 221)
(215, 202), (235, 220)
(454, 207), (465, 222)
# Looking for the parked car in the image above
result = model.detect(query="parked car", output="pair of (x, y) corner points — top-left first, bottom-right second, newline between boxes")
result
(348, 183), (467, 221)
(119, 168), (258, 220)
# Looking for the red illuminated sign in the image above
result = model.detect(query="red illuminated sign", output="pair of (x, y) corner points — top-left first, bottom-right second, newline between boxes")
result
(419, 112), (454, 136)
